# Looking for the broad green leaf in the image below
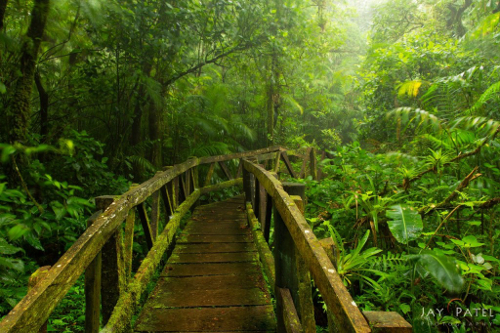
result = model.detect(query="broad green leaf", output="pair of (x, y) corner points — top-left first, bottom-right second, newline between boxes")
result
(386, 205), (423, 244)
(0, 238), (22, 255)
(416, 250), (464, 294)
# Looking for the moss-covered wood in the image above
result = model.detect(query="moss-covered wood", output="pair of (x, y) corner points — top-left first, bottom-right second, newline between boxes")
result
(363, 311), (412, 333)
(243, 160), (371, 333)
(101, 189), (201, 333)
(246, 203), (275, 292)
(279, 287), (304, 333)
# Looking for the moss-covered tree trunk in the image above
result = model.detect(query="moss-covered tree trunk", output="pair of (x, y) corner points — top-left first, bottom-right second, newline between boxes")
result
(9, 0), (50, 143)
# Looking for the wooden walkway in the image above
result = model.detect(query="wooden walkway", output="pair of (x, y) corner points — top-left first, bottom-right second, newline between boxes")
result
(134, 196), (277, 332)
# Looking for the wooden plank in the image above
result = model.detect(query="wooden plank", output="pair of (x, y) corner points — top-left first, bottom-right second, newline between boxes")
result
(137, 202), (154, 250)
(85, 211), (102, 333)
(243, 160), (371, 333)
(145, 286), (271, 308)
(173, 242), (257, 254)
(363, 312), (412, 333)
(183, 222), (249, 234)
(152, 274), (266, 291)
(168, 252), (258, 264)
(162, 262), (262, 277)
(281, 151), (297, 178)
(279, 288), (303, 333)
(134, 306), (276, 332)
(177, 234), (252, 243)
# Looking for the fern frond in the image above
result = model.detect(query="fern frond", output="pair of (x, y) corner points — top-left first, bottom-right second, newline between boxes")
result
(451, 116), (500, 136)
(391, 107), (442, 132)
(127, 155), (157, 173)
(469, 81), (500, 113)
(190, 142), (231, 157)
(371, 252), (407, 271)
(420, 134), (452, 150)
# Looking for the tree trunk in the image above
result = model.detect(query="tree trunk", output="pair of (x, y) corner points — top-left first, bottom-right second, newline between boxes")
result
(9, 0), (50, 143)
(0, 0), (8, 31)
(148, 103), (162, 168)
(34, 70), (49, 140)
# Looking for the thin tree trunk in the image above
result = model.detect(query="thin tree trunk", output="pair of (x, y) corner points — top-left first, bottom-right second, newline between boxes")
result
(148, 103), (162, 168)
(9, 0), (50, 143)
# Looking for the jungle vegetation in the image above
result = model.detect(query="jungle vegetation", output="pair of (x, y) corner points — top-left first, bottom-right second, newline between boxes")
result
(0, 0), (499, 331)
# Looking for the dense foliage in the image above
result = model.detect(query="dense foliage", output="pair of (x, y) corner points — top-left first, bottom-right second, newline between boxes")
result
(1, 0), (499, 331)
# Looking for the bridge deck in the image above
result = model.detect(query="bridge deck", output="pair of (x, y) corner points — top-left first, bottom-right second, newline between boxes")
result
(134, 196), (277, 332)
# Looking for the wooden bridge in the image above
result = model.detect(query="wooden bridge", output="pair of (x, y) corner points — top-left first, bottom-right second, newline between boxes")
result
(0, 147), (412, 333)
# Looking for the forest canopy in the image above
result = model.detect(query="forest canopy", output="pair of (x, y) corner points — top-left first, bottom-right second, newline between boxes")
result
(1, 0), (500, 331)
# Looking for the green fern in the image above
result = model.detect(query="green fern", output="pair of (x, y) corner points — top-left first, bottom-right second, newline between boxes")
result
(469, 81), (500, 113)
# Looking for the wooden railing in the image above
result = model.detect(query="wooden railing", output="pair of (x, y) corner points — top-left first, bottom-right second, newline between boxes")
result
(242, 159), (413, 333)
(0, 146), (289, 333)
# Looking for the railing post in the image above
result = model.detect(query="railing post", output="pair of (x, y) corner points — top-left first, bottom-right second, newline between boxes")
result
(96, 196), (126, 326)
(262, 172), (277, 242)
(151, 172), (162, 239)
(85, 212), (102, 333)
(28, 266), (51, 333)
(275, 183), (315, 332)
(243, 164), (253, 203)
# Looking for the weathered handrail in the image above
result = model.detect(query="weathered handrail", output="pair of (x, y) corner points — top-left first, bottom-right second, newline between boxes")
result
(242, 159), (412, 333)
(243, 160), (371, 333)
(0, 146), (286, 333)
